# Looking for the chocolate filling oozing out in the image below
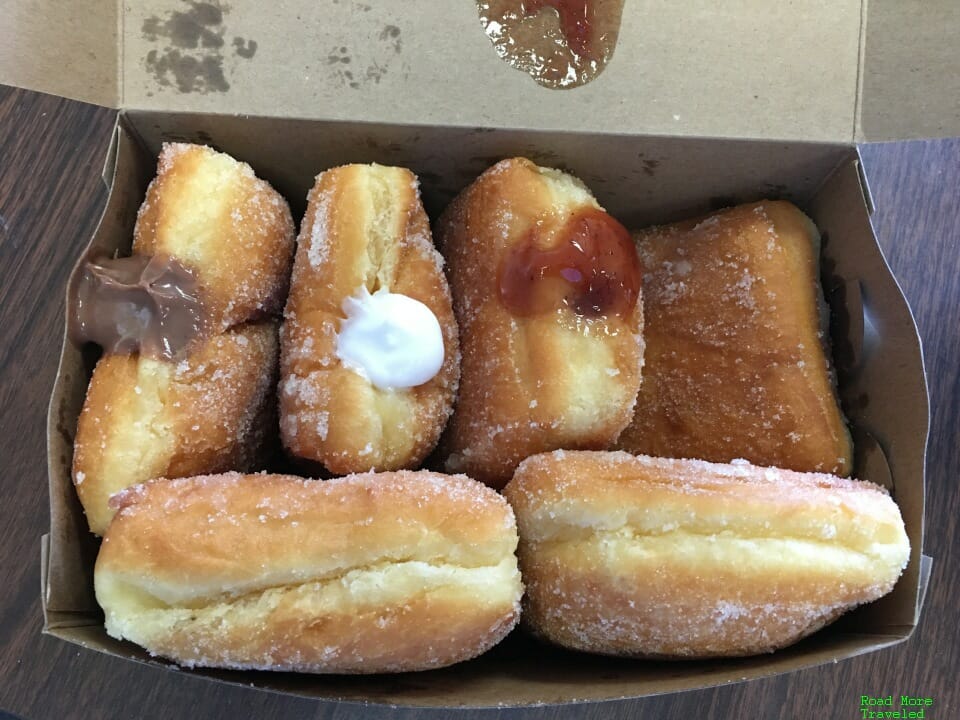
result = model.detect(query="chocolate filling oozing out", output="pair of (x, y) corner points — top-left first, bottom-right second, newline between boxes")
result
(69, 255), (207, 361)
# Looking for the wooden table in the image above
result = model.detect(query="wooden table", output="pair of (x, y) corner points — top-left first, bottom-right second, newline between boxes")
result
(0, 85), (957, 720)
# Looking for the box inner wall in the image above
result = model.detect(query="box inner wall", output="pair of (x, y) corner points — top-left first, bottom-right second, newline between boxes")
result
(44, 110), (925, 707)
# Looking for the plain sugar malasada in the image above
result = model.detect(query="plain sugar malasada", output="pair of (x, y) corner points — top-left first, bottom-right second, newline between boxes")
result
(616, 200), (853, 475)
(503, 450), (909, 658)
(71, 143), (296, 535)
(437, 157), (645, 488)
(95, 471), (523, 673)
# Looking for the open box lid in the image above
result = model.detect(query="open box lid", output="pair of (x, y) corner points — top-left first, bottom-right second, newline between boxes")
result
(2, 0), (958, 143)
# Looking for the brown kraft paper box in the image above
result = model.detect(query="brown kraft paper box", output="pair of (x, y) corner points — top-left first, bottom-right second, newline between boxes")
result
(3, 0), (953, 708)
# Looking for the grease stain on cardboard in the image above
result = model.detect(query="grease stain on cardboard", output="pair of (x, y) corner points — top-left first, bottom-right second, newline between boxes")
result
(233, 37), (258, 59)
(325, 2), (407, 90)
(637, 154), (660, 177)
(142, 1), (258, 93)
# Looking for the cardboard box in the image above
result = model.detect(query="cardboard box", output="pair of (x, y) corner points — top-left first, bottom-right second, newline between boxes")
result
(3, 0), (949, 707)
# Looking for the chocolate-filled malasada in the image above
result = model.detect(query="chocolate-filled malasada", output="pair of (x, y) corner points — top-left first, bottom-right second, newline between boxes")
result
(71, 143), (295, 535)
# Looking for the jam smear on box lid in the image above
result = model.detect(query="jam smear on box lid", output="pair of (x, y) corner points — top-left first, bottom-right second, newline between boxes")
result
(477, 0), (625, 89)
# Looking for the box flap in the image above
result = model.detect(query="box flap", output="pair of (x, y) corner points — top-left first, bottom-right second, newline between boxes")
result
(858, 0), (960, 141)
(917, 554), (933, 622)
(44, 118), (153, 619)
(808, 157), (929, 631)
(42, 624), (911, 707)
(0, 0), (118, 107)
(114, 0), (862, 142)
(13, 2), (960, 142)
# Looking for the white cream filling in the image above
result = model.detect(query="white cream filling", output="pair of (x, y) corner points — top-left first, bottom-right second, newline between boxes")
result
(335, 287), (444, 390)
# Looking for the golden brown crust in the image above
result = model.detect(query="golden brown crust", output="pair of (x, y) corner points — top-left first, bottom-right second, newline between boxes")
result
(73, 144), (295, 534)
(616, 201), (853, 475)
(133, 143), (296, 331)
(280, 164), (459, 474)
(437, 158), (644, 488)
(73, 323), (279, 536)
(95, 471), (523, 673)
(503, 451), (910, 658)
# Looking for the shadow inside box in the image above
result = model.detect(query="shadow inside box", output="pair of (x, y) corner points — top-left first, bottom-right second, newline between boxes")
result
(97, 623), (893, 707)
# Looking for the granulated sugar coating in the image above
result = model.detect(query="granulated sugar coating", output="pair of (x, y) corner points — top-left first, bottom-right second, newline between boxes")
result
(437, 158), (644, 488)
(617, 200), (854, 476)
(306, 189), (332, 270)
(502, 451), (910, 658)
(134, 143), (296, 334)
(96, 471), (522, 673)
(279, 164), (459, 475)
(71, 143), (295, 535)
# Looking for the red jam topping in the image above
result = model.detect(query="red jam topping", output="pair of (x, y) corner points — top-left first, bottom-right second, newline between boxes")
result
(522, 0), (593, 57)
(498, 208), (641, 318)
(477, 0), (625, 89)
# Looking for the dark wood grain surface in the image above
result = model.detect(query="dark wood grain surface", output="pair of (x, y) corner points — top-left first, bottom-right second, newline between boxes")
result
(0, 85), (957, 720)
